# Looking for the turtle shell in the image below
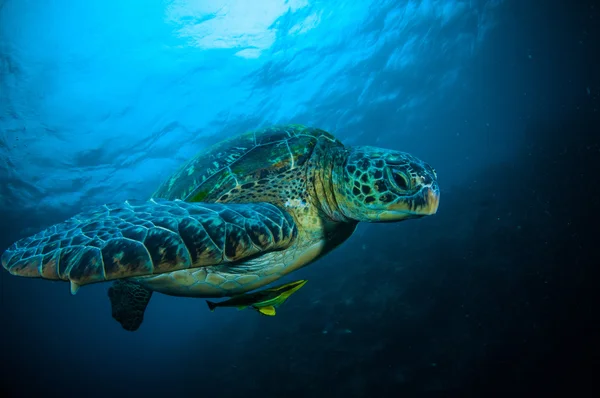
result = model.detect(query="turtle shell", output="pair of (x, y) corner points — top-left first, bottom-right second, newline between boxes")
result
(153, 124), (342, 203)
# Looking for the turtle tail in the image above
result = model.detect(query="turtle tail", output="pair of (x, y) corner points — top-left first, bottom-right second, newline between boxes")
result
(107, 280), (153, 331)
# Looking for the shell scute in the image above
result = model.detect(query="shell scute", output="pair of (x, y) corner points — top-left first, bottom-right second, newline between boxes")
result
(153, 125), (340, 203)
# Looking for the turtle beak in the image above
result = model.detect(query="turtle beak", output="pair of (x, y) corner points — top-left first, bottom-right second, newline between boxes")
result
(373, 187), (439, 222)
(384, 186), (439, 219)
(420, 187), (440, 215)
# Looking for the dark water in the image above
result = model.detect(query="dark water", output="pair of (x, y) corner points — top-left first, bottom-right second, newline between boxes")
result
(1, 0), (598, 396)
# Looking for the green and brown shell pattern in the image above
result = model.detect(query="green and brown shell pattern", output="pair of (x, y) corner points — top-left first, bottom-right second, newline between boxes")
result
(154, 124), (342, 207)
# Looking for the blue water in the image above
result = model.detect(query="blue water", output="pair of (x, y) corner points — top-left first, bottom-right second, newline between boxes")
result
(1, 0), (597, 396)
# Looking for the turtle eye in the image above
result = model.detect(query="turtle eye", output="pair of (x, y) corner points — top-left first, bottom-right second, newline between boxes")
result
(391, 171), (410, 190)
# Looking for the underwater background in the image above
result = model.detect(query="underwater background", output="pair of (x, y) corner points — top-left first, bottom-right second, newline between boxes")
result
(0, 0), (597, 396)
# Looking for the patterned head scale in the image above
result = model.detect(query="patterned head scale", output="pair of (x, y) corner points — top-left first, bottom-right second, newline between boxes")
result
(333, 146), (440, 222)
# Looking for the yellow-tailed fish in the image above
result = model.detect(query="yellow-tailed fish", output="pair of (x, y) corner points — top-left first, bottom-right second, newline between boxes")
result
(206, 279), (307, 316)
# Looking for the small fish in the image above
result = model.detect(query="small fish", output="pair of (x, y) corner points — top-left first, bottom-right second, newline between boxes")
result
(206, 280), (307, 316)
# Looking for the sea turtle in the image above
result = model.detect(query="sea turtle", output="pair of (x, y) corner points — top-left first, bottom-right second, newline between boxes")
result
(1, 124), (440, 331)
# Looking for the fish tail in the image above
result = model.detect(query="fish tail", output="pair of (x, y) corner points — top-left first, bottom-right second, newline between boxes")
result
(206, 300), (218, 312)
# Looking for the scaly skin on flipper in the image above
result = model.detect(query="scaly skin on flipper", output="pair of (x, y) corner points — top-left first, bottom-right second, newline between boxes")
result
(108, 280), (153, 331)
(1, 199), (297, 290)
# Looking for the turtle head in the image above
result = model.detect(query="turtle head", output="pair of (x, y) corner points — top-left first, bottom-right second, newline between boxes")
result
(332, 146), (440, 222)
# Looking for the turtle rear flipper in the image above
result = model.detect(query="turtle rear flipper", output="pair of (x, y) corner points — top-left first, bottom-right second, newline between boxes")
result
(108, 280), (153, 331)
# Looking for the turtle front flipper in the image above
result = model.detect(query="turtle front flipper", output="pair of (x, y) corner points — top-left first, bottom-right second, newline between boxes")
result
(1, 199), (298, 293)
